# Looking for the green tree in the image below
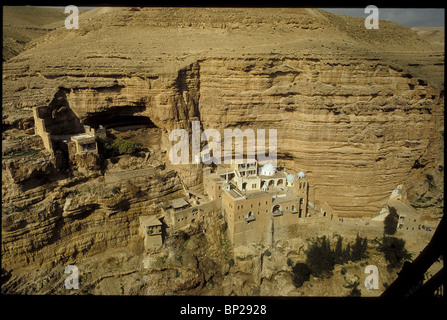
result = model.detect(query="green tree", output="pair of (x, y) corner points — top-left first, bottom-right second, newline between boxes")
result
(351, 235), (368, 262)
(379, 236), (411, 269)
(384, 206), (399, 235)
(97, 136), (142, 158)
(342, 243), (351, 263)
(112, 138), (142, 155)
(333, 236), (344, 265)
(292, 263), (312, 288)
(306, 236), (335, 277)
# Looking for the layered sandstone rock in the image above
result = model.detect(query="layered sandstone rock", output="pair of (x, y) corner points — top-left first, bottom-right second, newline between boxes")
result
(3, 7), (443, 216)
(1, 7), (444, 295)
(1, 168), (182, 272)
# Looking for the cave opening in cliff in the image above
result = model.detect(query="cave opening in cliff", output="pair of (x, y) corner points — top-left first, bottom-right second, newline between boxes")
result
(83, 108), (162, 155)
(83, 107), (157, 131)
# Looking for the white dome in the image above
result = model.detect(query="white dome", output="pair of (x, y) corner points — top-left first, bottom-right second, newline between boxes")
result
(286, 173), (295, 182)
(298, 171), (306, 179)
(261, 163), (276, 176)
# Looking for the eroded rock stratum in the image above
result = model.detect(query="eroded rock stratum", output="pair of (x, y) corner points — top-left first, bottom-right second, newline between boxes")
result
(2, 7), (444, 296)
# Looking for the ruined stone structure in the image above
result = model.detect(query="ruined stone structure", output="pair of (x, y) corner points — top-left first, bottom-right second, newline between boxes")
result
(160, 197), (219, 235)
(69, 133), (98, 154)
(33, 106), (54, 154)
(32, 105), (100, 173)
(139, 215), (163, 250)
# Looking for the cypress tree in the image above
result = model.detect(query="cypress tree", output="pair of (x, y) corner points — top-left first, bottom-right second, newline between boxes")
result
(384, 206), (399, 235)
(334, 236), (344, 265)
(351, 234), (368, 261)
(306, 236), (335, 278)
(342, 243), (351, 263)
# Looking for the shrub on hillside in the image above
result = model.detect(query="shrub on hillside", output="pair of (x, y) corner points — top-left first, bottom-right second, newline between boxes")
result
(305, 235), (335, 278)
(292, 263), (312, 288)
(97, 136), (142, 158)
(305, 235), (369, 278)
(112, 138), (142, 155)
(291, 235), (369, 288)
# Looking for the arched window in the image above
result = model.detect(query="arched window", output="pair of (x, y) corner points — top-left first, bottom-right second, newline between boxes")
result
(272, 205), (282, 215)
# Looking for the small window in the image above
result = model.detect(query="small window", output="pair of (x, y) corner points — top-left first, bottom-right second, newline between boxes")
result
(251, 204), (253, 208)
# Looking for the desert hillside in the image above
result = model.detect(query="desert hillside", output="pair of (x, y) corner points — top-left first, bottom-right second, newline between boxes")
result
(411, 26), (445, 49)
(2, 6), (91, 61)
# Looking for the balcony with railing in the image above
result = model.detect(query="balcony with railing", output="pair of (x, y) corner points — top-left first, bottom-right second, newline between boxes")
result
(272, 205), (283, 216)
(243, 212), (256, 222)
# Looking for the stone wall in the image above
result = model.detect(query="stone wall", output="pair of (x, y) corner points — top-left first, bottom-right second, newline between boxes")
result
(104, 167), (157, 184)
(33, 107), (53, 154)
(167, 198), (219, 233)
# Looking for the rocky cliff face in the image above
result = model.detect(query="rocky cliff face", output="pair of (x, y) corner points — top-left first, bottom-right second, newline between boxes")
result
(1, 164), (182, 272)
(2, 7), (444, 295)
(3, 7), (443, 217)
(198, 56), (443, 216)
